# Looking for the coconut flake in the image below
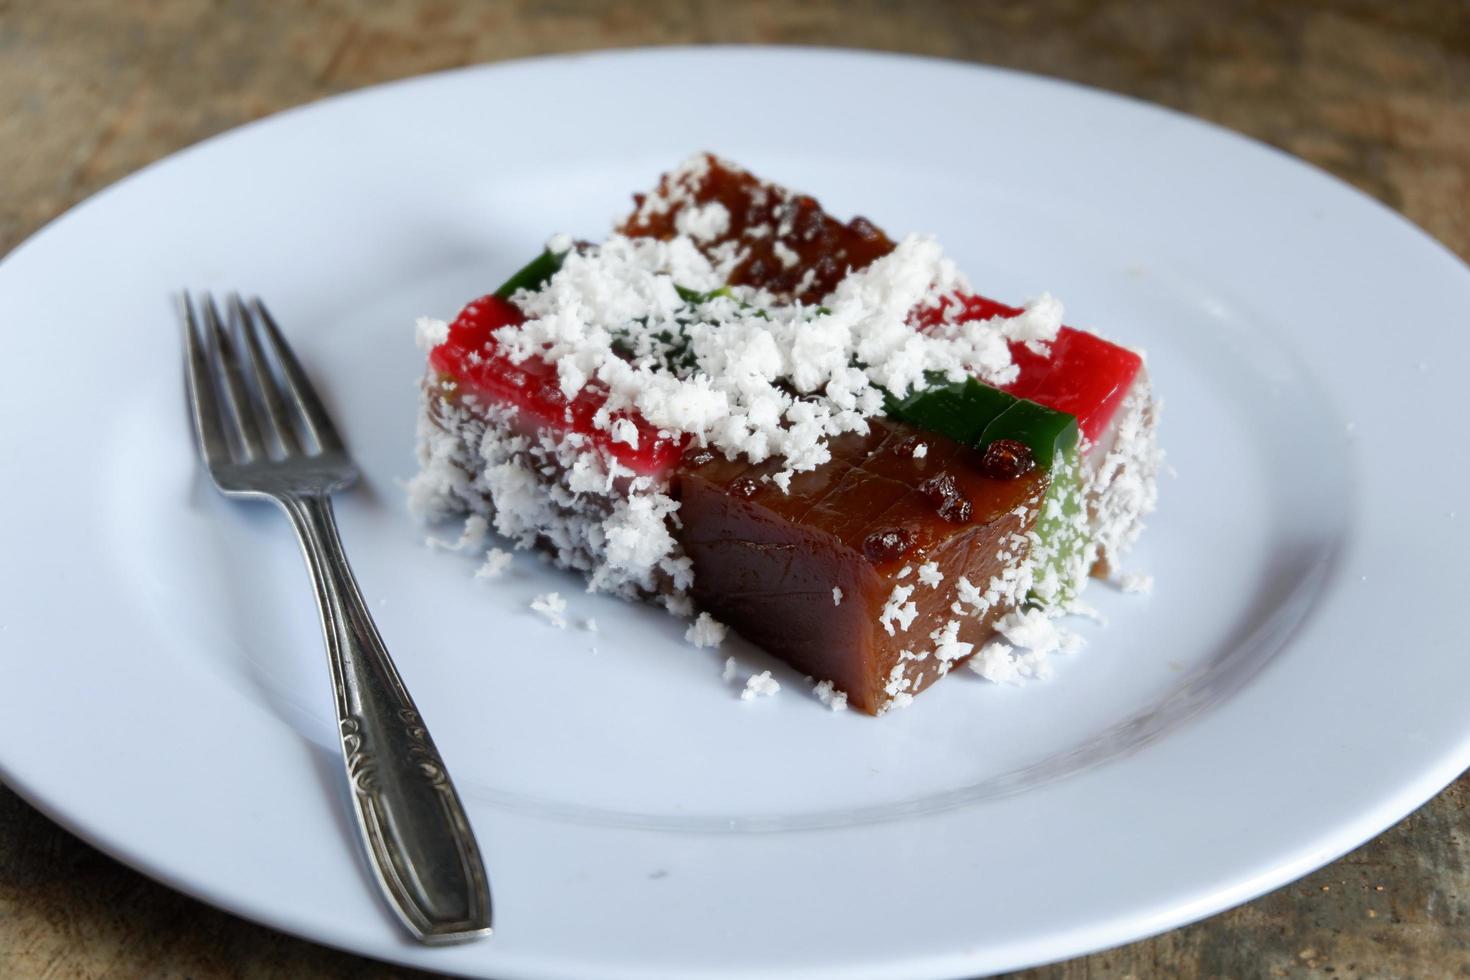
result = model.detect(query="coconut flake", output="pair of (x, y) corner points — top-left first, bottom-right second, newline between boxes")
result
(685, 612), (728, 648)
(1119, 572), (1154, 595)
(930, 619), (974, 668)
(879, 584), (918, 636)
(676, 201), (732, 242)
(813, 679), (849, 711)
(967, 608), (1086, 684)
(487, 226), (1032, 483)
(969, 640), (1023, 684)
(474, 547), (513, 580)
(740, 671), (780, 700)
(428, 514), (490, 552)
(530, 592), (568, 628)
(414, 316), (450, 352)
(610, 417), (640, 449)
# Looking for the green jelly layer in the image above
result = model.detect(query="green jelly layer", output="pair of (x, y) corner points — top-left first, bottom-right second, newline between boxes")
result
(978, 397), (1078, 470)
(674, 284), (733, 304)
(884, 377), (1078, 469)
(1030, 446), (1088, 607)
(494, 249), (567, 299)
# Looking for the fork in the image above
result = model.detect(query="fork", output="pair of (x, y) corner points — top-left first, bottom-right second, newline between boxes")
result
(181, 292), (491, 944)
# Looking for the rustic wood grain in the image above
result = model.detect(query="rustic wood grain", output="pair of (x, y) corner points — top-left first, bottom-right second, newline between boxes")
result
(2, 1), (1467, 977)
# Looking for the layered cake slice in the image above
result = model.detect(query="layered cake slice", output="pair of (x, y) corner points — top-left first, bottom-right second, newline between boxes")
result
(410, 155), (1159, 714)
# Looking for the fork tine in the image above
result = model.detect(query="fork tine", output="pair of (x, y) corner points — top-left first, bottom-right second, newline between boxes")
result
(230, 294), (302, 456)
(202, 294), (268, 461)
(181, 292), (235, 468)
(250, 297), (345, 453)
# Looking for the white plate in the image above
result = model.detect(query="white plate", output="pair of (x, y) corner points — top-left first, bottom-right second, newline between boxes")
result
(2, 47), (1468, 979)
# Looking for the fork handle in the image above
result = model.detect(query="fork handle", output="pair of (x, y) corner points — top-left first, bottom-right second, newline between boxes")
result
(279, 492), (491, 944)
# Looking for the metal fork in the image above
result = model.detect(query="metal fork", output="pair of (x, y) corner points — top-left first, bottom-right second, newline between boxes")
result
(181, 292), (491, 944)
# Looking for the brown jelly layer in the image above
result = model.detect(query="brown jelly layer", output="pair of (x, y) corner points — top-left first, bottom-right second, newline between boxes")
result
(674, 419), (1046, 714)
(620, 154), (896, 305)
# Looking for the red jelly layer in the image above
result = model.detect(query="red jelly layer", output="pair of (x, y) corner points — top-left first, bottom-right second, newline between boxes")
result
(917, 295), (1143, 444)
(429, 294), (685, 475)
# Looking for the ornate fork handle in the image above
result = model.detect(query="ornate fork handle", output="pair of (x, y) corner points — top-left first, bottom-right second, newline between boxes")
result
(279, 492), (491, 944)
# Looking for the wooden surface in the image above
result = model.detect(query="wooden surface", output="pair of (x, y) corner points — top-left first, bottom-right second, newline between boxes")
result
(2, 1), (1468, 977)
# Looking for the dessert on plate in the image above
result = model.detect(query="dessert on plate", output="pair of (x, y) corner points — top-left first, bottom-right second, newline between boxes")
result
(410, 155), (1159, 714)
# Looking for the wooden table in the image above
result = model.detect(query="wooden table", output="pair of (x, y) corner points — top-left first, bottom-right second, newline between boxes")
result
(2, 2), (1466, 976)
